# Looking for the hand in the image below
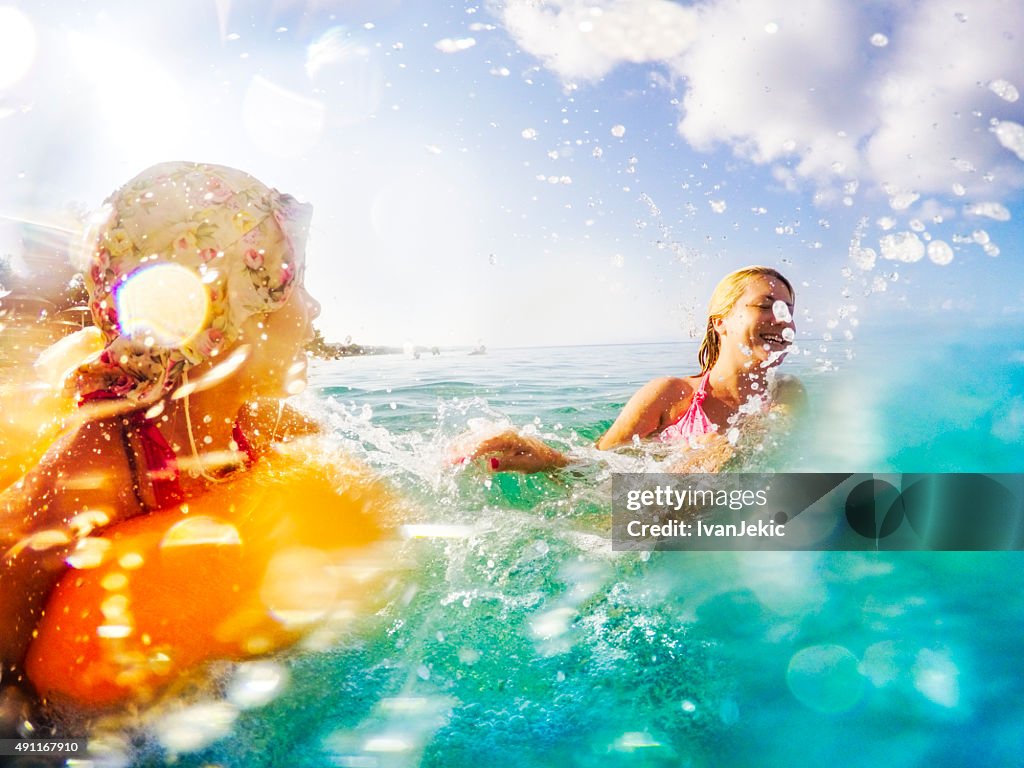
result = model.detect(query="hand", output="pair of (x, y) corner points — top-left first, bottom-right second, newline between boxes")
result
(453, 429), (570, 474)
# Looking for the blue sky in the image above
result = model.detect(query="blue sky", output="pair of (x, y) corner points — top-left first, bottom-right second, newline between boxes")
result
(0, 0), (1021, 347)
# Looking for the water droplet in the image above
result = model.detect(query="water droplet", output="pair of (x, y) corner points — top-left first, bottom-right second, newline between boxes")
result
(434, 37), (476, 53)
(879, 231), (925, 263)
(850, 246), (876, 270)
(888, 191), (919, 211)
(988, 78), (1019, 102)
(100, 594), (129, 619)
(927, 240), (954, 265)
(119, 552), (145, 569)
(787, 644), (864, 713)
(101, 572), (129, 591)
(991, 120), (1024, 161)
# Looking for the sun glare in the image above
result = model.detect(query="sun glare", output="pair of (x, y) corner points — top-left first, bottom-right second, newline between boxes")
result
(115, 263), (209, 347)
(0, 7), (36, 90)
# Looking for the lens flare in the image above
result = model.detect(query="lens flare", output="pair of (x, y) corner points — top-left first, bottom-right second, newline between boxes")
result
(115, 263), (209, 347)
(66, 537), (112, 569)
(786, 644), (864, 713)
(160, 517), (242, 549)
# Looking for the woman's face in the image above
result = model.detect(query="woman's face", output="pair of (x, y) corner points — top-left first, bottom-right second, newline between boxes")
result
(237, 285), (322, 396)
(716, 275), (795, 369)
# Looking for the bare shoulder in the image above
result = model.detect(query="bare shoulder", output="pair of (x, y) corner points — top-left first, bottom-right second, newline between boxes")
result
(596, 376), (694, 450)
(629, 374), (697, 418)
(636, 376), (693, 405)
(772, 374), (807, 409)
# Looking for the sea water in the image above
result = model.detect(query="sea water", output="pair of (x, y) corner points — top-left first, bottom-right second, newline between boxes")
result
(123, 330), (1023, 768)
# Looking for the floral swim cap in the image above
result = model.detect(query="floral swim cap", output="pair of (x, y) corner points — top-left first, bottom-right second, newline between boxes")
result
(74, 161), (312, 404)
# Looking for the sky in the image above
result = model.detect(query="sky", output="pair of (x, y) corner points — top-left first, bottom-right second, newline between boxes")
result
(0, 0), (1021, 348)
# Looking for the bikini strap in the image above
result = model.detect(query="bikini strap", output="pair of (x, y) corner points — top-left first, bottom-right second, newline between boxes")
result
(82, 389), (183, 510)
(232, 421), (259, 465)
(130, 411), (185, 509)
(118, 419), (148, 510)
(691, 372), (711, 404)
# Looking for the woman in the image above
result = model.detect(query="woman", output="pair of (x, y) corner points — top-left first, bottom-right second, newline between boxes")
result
(459, 266), (805, 472)
(0, 162), (393, 712)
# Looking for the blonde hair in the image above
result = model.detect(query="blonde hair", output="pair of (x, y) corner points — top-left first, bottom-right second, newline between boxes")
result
(697, 266), (794, 374)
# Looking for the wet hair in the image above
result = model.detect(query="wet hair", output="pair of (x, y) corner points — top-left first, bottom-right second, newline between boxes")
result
(697, 266), (795, 374)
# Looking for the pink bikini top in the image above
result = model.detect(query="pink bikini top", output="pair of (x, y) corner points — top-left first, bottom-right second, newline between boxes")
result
(659, 372), (717, 445)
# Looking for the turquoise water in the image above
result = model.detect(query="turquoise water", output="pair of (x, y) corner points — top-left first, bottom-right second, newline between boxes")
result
(123, 334), (1023, 767)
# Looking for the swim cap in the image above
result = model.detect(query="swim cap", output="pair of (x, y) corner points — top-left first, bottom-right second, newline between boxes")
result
(73, 162), (312, 404)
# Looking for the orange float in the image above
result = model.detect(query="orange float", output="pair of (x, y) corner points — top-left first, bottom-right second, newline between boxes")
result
(24, 447), (393, 710)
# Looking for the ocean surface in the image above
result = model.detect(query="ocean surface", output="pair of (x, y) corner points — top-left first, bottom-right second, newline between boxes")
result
(118, 333), (1023, 767)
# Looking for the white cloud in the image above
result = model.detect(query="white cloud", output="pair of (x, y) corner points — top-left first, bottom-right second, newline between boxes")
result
(861, 0), (1024, 198)
(497, 0), (697, 82)
(497, 0), (1024, 213)
(677, 0), (873, 180)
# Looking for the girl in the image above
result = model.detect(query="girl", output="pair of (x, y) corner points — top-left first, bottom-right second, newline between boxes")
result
(459, 266), (805, 473)
(1, 162), (394, 712)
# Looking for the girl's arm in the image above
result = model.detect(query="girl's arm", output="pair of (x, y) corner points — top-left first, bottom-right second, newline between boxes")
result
(450, 377), (689, 474)
(1, 418), (138, 670)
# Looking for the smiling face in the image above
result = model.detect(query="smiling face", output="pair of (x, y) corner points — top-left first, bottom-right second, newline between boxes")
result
(714, 275), (796, 369)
